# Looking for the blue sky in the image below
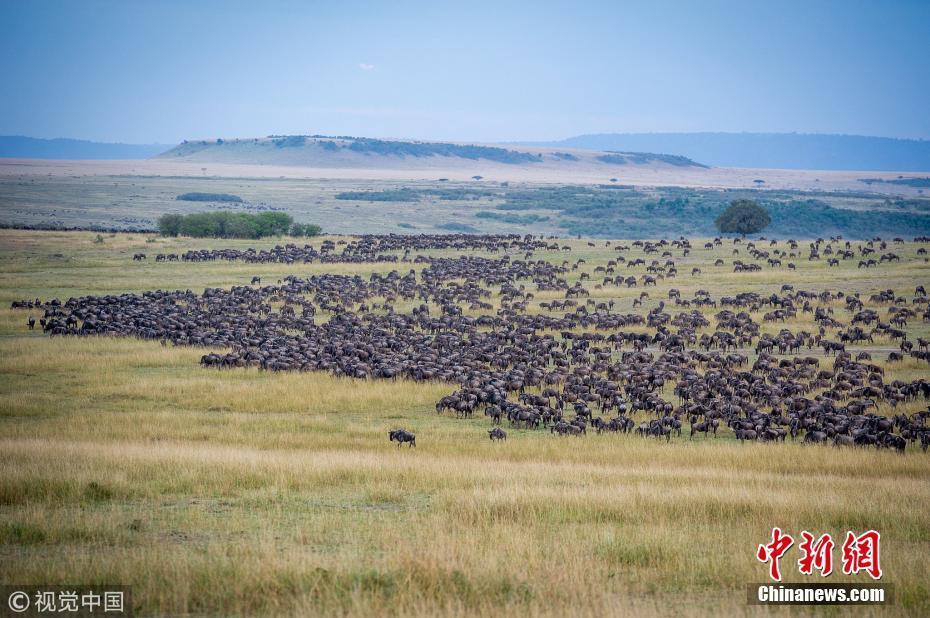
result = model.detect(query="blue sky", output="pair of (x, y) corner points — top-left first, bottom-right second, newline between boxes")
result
(1, 0), (928, 144)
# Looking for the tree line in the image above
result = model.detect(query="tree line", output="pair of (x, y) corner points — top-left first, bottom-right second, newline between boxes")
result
(157, 212), (321, 239)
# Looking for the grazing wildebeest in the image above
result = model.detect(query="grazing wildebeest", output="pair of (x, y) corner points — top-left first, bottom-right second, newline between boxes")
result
(488, 427), (507, 441)
(388, 429), (416, 447)
(833, 435), (855, 448)
(9, 232), (926, 454)
(804, 431), (828, 444)
(690, 421), (712, 439)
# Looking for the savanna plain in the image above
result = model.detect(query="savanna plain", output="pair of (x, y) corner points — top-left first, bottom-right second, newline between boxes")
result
(1, 229), (929, 617)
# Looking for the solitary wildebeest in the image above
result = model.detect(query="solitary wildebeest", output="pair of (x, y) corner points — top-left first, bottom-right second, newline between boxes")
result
(488, 427), (507, 441)
(388, 429), (416, 447)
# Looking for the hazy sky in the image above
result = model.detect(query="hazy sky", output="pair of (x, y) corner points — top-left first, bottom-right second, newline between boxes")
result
(2, 0), (928, 144)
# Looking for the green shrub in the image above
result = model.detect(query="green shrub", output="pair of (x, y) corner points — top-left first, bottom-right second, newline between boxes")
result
(176, 192), (243, 203)
(157, 214), (183, 236)
(290, 223), (323, 237)
(715, 199), (771, 235)
(157, 212), (308, 239)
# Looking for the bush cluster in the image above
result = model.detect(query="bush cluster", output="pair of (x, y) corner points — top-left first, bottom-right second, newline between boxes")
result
(157, 212), (321, 238)
(175, 192), (243, 203)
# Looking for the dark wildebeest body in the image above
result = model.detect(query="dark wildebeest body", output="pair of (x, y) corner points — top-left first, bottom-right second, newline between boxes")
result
(389, 429), (416, 447)
(488, 427), (507, 441)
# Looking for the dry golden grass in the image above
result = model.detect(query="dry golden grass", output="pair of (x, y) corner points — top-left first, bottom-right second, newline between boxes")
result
(1, 230), (929, 616)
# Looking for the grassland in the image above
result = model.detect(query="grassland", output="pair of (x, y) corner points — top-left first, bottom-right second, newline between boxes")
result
(1, 230), (929, 616)
(2, 169), (930, 239)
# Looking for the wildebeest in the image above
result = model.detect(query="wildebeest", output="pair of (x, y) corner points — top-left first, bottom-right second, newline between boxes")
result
(10, 232), (928, 454)
(488, 427), (507, 441)
(389, 429), (416, 447)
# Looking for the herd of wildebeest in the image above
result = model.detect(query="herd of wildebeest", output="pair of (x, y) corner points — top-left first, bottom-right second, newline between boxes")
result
(12, 233), (930, 452)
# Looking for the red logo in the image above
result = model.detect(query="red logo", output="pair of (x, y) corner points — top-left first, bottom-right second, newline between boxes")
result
(841, 530), (882, 580)
(757, 527), (794, 581)
(798, 531), (835, 576)
(758, 528), (882, 581)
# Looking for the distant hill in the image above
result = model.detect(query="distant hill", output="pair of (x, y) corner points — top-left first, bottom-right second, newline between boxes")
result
(160, 136), (546, 165)
(8, 133), (929, 171)
(158, 135), (707, 169)
(532, 133), (930, 171)
(0, 136), (170, 160)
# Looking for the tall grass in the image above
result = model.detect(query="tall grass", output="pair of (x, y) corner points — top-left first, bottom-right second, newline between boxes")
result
(1, 231), (928, 616)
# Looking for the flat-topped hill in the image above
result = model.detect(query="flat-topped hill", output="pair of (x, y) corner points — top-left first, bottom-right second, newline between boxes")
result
(158, 135), (707, 170)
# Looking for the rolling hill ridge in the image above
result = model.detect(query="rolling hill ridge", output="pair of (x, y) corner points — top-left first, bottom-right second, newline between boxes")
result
(157, 135), (708, 169)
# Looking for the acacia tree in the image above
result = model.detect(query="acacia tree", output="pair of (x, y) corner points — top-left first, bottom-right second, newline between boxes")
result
(715, 199), (771, 235)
